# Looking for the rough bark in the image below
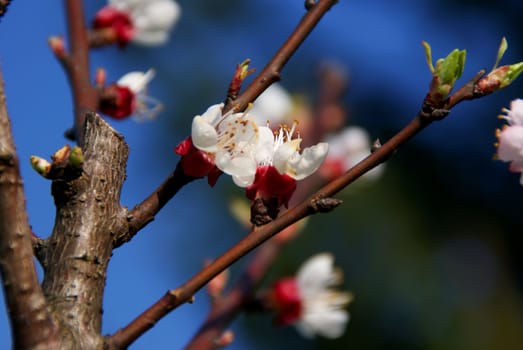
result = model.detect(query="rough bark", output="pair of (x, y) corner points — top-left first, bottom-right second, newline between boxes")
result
(41, 112), (129, 349)
(0, 70), (60, 349)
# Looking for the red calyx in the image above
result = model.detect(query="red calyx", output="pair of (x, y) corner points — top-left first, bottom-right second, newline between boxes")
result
(93, 6), (135, 47)
(174, 137), (222, 187)
(99, 84), (135, 120)
(246, 165), (297, 208)
(272, 278), (303, 326)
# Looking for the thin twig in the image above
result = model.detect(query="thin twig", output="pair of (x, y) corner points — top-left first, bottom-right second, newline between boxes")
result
(120, 0), (339, 251)
(104, 110), (429, 350)
(106, 69), (488, 348)
(63, 0), (98, 143)
(106, 1), (340, 346)
(0, 0), (11, 19)
(223, 0), (338, 114)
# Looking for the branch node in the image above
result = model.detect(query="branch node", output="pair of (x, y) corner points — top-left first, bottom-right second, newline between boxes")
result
(305, 0), (316, 11)
(371, 138), (382, 153)
(310, 196), (343, 213)
(420, 105), (450, 121)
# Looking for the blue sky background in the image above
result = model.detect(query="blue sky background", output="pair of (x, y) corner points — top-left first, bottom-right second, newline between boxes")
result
(1, 1), (523, 349)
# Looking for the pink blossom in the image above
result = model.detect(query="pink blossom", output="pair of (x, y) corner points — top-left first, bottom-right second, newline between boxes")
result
(496, 99), (523, 185)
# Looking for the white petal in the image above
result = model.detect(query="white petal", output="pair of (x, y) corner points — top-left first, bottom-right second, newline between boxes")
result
(200, 103), (224, 125)
(296, 253), (335, 298)
(497, 125), (523, 165)
(327, 127), (370, 158)
(253, 126), (275, 165)
(508, 99), (523, 125)
(297, 309), (349, 339)
(109, 0), (140, 10)
(192, 116), (218, 152)
(133, 1), (180, 30)
(117, 69), (155, 93)
(289, 142), (329, 180)
(215, 153), (256, 187)
(273, 140), (300, 174)
(132, 31), (170, 45)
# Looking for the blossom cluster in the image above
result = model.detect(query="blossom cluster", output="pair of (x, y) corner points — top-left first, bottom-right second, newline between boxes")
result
(92, 0), (180, 121)
(176, 102), (329, 207)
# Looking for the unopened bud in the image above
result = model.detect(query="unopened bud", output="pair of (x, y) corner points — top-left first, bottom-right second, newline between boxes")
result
(52, 145), (70, 164)
(422, 41), (466, 105)
(476, 62), (523, 95)
(48, 36), (66, 58)
(214, 330), (234, 347)
(476, 37), (523, 95)
(30, 156), (51, 178)
(69, 146), (84, 169)
(207, 263), (229, 297)
(95, 68), (107, 87)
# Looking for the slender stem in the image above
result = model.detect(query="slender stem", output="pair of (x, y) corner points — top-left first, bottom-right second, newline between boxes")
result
(64, 0), (98, 143)
(0, 0), (11, 19)
(185, 240), (282, 350)
(119, 0), (339, 251)
(105, 107), (434, 349)
(223, 0), (338, 114)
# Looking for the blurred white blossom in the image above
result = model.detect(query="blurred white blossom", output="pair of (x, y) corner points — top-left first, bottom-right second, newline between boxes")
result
(94, 0), (181, 46)
(321, 126), (384, 180)
(99, 69), (161, 120)
(496, 99), (523, 184)
(249, 83), (293, 126)
(272, 253), (352, 339)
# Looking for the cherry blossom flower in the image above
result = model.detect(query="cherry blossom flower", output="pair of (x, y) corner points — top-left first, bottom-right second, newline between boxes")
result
(93, 0), (181, 46)
(175, 103), (259, 186)
(99, 69), (162, 121)
(496, 99), (523, 184)
(320, 127), (384, 181)
(245, 123), (328, 207)
(271, 253), (352, 339)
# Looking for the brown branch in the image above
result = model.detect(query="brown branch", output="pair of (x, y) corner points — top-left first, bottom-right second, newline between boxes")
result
(105, 112), (431, 349)
(0, 68), (60, 349)
(119, 0), (338, 251)
(0, 0), (11, 19)
(42, 113), (129, 348)
(223, 0), (338, 114)
(106, 68), (489, 348)
(30, 230), (48, 268)
(185, 238), (283, 350)
(62, 0), (98, 143)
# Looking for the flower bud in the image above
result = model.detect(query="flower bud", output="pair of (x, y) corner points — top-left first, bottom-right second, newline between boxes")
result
(30, 156), (51, 178)
(422, 41), (466, 105)
(69, 146), (84, 169)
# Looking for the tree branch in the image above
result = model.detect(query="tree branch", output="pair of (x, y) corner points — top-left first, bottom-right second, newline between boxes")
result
(0, 0), (11, 19)
(63, 0), (98, 143)
(105, 68), (489, 347)
(0, 68), (60, 349)
(119, 0), (339, 251)
(223, 0), (338, 114)
(42, 113), (129, 349)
